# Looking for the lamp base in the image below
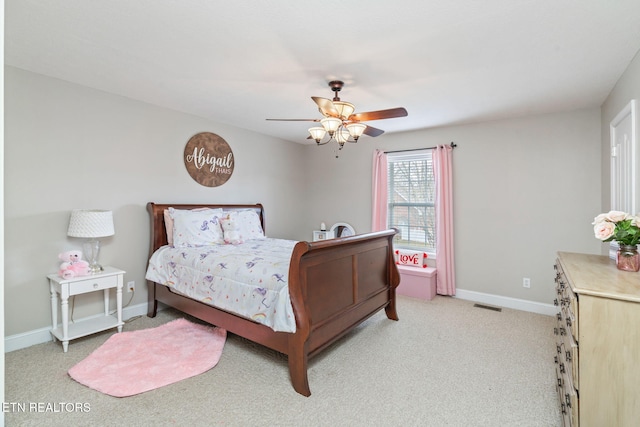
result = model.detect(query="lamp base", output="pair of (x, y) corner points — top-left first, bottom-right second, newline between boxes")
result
(83, 239), (104, 275)
(88, 264), (104, 274)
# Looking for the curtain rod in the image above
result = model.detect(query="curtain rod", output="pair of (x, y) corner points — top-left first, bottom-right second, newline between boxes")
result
(384, 141), (457, 154)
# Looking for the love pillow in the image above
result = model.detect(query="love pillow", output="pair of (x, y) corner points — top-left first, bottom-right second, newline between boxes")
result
(395, 249), (428, 268)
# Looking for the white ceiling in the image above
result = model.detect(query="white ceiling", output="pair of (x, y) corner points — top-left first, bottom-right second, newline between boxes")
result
(5, 0), (640, 144)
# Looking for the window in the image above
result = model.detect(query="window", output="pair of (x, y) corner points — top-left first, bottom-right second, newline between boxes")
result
(387, 150), (436, 255)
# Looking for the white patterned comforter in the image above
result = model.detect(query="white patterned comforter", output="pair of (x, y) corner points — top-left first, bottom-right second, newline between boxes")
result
(145, 238), (298, 332)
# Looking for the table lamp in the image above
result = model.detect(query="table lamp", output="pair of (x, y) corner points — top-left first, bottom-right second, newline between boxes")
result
(67, 209), (115, 274)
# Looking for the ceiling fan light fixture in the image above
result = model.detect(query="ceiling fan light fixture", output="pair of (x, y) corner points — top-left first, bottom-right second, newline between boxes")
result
(266, 80), (407, 156)
(346, 122), (367, 141)
(320, 117), (342, 135)
(333, 101), (355, 120)
(308, 126), (327, 143)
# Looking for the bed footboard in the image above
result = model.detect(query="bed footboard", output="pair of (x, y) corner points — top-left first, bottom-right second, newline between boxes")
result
(286, 229), (400, 395)
(145, 202), (399, 396)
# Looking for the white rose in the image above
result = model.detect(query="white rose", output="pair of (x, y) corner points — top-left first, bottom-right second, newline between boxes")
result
(594, 222), (616, 240)
(606, 210), (628, 223)
(631, 215), (640, 227)
(592, 213), (609, 225)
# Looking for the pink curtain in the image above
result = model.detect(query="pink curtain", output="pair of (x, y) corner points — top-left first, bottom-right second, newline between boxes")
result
(371, 150), (388, 231)
(433, 145), (456, 295)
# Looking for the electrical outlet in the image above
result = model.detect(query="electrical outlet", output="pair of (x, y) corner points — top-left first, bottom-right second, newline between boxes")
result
(127, 281), (135, 292)
(523, 277), (531, 288)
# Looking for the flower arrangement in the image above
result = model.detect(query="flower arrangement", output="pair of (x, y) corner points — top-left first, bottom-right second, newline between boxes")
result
(593, 211), (640, 247)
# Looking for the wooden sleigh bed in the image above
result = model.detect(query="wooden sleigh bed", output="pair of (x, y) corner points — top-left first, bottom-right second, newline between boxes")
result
(146, 202), (400, 396)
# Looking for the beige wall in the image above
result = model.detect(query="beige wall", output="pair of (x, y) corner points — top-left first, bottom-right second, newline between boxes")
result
(600, 48), (640, 222)
(302, 109), (603, 305)
(4, 66), (309, 336)
(3, 58), (623, 338)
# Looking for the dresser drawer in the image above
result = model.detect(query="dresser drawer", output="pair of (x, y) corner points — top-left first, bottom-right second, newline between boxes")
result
(554, 261), (566, 290)
(564, 382), (579, 427)
(564, 285), (579, 339)
(69, 275), (119, 295)
(554, 310), (568, 338)
(565, 331), (579, 391)
(562, 305), (578, 341)
(556, 364), (578, 427)
(558, 340), (579, 392)
(557, 264), (578, 341)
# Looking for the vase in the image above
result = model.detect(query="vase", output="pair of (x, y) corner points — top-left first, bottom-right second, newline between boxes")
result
(616, 245), (640, 272)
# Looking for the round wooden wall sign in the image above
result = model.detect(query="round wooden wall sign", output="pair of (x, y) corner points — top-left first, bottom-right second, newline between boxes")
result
(183, 132), (234, 187)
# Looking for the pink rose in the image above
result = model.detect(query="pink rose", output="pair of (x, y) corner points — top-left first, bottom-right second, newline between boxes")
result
(594, 222), (615, 240)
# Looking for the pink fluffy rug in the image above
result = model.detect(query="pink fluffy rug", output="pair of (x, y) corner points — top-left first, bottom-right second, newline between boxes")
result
(68, 318), (226, 397)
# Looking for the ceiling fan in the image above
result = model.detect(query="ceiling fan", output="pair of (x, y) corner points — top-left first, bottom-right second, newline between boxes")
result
(267, 80), (408, 150)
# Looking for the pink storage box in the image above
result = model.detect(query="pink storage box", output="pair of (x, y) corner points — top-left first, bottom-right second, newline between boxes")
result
(396, 265), (437, 300)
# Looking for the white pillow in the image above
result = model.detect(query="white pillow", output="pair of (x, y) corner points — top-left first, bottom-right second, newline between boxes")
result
(225, 210), (265, 240)
(168, 207), (225, 247)
(164, 208), (224, 246)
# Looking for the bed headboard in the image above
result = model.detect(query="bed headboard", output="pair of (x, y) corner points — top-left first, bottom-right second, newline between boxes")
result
(146, 202), (265, 255)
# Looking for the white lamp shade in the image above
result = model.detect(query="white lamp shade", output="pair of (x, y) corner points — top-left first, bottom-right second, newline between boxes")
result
(335, 128), (350, 144)
(308, 127), (327, 141)
(333, 101), (355, 120)
(67, 210), (115, 238)
(320, 117), (342, 134)
(346, 122), (367, 139)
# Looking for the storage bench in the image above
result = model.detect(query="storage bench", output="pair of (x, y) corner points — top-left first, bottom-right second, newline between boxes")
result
(396, 265), (437, 300)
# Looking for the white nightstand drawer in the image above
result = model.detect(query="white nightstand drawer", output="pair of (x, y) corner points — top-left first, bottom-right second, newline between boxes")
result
(70, 275), (118, 295)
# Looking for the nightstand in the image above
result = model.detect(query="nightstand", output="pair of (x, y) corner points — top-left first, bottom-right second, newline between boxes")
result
(47, 266), (125, 352)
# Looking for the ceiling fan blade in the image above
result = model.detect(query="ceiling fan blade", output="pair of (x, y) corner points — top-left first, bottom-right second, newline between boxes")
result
(349, 107), (408, 122)
(363, 125), (385, 137)
(311, 96), (339, 117)
(265, 118), (320, 122)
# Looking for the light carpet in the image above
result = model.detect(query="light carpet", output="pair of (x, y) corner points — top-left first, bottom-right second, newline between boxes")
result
(68, 318), (226, 397)
(5, 297), (561, 426)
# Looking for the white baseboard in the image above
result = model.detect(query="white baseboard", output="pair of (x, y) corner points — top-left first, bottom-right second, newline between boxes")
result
(4, 302), (149, 353)
(454, 288), (557, 316)
(5, 292), (555, 353)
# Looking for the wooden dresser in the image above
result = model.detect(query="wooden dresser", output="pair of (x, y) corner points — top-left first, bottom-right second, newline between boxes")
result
(554, 251), (640, 427)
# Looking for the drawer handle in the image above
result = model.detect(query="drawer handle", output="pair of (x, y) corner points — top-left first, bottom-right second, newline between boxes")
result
(93, 283), (99, 289)
(566, 317), (572, 327)
(556, 344), (561, 354)
(557, 313), (562, 321)
(561, 402), (566, 414)
(565, 393), (571, 407)
(554, 355), (558, 364)
(554, 298), (559, 306)
(559, 362), (565, 374)
(565, 351), (572, 362)
(560, 327), (566, 336)
(554, 327), (559, 336)
(557, 377), (562, 387)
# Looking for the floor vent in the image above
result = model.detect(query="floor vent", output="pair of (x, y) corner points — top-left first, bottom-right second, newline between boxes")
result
(473, 303), (502, 312)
